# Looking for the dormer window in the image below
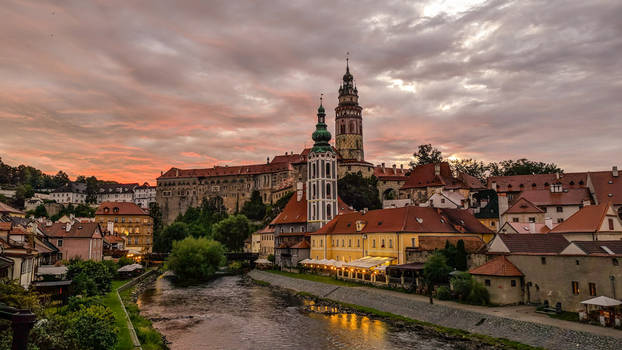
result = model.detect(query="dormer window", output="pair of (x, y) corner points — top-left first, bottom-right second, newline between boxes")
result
(104, 207), (110, 213)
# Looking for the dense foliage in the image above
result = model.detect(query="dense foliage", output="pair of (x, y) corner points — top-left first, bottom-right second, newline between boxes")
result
(423, 252), (452, 286)
(0, 280), (118, 350)
(337, 172), (382, 211)
(49, 203), (96, 221)
(409, 143), (563, 180)
(450, 272), (490, 305)
(212, 214), (251, 252)
(67, 260), (115, 296)
(0, 157), (70, 190)
(240, 190), (267, 221)
(439, 240), (468, 271)
(166, 237), (225, 283)
(409, 144), (444, 168)
(262, 191), (294, 225)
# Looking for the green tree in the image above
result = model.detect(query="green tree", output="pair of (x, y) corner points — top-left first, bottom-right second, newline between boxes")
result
(33, 204), (48, 218)
(212, 214), (251, 252)
(423, 252), (451, 304)
(149, 202), (164, 234)
(166, 237), (225, 283)
(449, 158), (488, 181)
(410, 144), (443, 168)
(337, 172), (382, 211)
(154, 222), (190, 253)
(455, 239), (468, 271)
(14, 184), (34, 208)
(488, 159), (563, 176)
(67, 260), (114, 296)
(65, 304), (118, 350)
(442, 241), (457, 269)
(85, 176), (99, 204)
(241, 190), (267, 221)
(451, 272), (473, 301)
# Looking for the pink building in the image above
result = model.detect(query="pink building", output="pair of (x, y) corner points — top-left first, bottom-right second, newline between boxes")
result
(42, 222), (103, 261)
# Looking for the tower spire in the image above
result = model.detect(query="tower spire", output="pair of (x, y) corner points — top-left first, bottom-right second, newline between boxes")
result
(346, 52), (350, 73)
(311, 93), (332, 153)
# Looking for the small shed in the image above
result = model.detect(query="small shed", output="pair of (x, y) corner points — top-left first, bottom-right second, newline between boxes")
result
(469, 256), (524, 305)
(117, 264), (144, 279)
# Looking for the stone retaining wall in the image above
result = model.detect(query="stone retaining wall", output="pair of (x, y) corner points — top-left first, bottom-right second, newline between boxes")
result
(248, 270), (619, 350)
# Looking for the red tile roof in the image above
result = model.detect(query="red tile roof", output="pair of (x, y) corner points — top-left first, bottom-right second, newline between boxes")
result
(517, 188), (591, 206)
(311, 206), (492, 235)
(487, 173), (588, 192)
(41, 222), (101, 239)
(0, 202), (24, 215)
(549, 202), (611, 234)
(158, 162), (293, 179)
(400, 162), (483, 190)
(270, 153), (305, 164)
(0, 222), (11, 231)
(290, 240), (310, 249)
(588, 170), (622, 206)
(470, 256), (523, 277)
(503, 198), (544, 215)
(494, 233), (570, 254)
(374, 165), (408, 181)
(271, 190), (353, 225)
(104, 235), (125, 243)
(96, 202), (148, 216)
(504, 222), (553, 234)
(418, 236), (485, 253)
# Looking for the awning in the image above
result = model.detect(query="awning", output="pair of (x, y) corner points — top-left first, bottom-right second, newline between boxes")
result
(37, 265), (68, 276)
(254, 258), (272, 264)
(386, 263), (425, 272)
(343, 256), (395, 270)
(580, 296), (622, 307)
(117, 263), (143, 272)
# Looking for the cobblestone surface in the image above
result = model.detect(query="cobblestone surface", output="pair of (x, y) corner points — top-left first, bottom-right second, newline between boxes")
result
(249, 270), (620, 350)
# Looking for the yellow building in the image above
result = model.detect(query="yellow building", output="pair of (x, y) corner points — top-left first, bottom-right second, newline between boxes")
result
(310, 206), (494, 265)
(95, 202), (153, 254)
(0, 202), (25, 218)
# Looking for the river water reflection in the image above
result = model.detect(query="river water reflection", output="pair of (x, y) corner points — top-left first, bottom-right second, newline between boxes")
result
(137, 275), (457, 349)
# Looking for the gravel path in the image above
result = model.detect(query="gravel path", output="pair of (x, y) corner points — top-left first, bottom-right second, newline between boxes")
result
(249, 270), (620, 350)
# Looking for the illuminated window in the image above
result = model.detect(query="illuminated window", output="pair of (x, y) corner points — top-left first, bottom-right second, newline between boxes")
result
(571, 281), (579, 295)
(589, 283), (596, 296)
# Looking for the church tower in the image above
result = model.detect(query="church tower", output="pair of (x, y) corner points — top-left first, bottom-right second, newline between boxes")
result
(307, 97), (338, 231)
(335, 58), (364, 162)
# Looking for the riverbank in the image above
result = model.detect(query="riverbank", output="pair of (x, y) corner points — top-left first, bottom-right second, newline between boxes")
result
(249, 270), (620, 350)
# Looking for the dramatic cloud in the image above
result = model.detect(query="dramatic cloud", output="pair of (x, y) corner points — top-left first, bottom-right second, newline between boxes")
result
(1, 0), (621, 183)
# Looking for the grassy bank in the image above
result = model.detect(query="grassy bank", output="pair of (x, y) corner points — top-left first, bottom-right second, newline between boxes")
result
(266, 269), (361, 287)
(102, 277), (167, 350)
(102, 280), (134, 350)
(253, 274), (544, 350)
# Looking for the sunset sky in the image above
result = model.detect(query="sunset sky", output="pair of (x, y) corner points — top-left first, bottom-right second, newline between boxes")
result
(1, 0), (621, 184)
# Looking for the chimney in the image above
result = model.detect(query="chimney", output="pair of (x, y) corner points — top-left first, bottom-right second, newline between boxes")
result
(491, 181), (497, 191)
(556, 172), (560, 180)
(160, 171), (163, 175)
(400, 164), (404, 170)
(296, 182), (303, 201)
(498, 193), (509, 225)
(362, 208), (368, 214)
(65, 222), (72, 232)
(545, 217), (553, 230)
(381, 163), (385, 172)
(285, 152), (288, 155)
(175, 168), (179, 177)
(434, 164), (441, 176)
(529, 222), (536, 233)
(267, 157), (270, 164)
(392, 164), (397, 173)
(613, 166), (619, 177)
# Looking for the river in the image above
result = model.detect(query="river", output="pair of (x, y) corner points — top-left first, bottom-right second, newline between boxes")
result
(137, 274), (460, 350)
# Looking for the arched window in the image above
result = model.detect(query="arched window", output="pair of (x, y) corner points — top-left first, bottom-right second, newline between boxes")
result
(340, 124), (346, 134)
(312, 184), (317, 199)
(312, 163), (316, 178)
(350, 121), (355, 133)
(326, 183), (331, 196)
(326, 163), (331, 177)
(327, 204), (332, 219)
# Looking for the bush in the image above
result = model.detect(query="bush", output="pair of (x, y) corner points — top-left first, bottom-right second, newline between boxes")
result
(212, 214), (251, 252)
(116, 256), (134, 268)
(65, 305), (118, 350)
(467, 280), (490, 306)
(451, 272), (473, 301)
(67, 260), (114, 296)
(166, 237), (225, 283)
(267, 254), (275, 263)
(436, 286), (452, 300)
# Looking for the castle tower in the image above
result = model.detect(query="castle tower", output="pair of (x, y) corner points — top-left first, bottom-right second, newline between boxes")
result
(307, 97), (338, 231)
(335, 58), (364, 162)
